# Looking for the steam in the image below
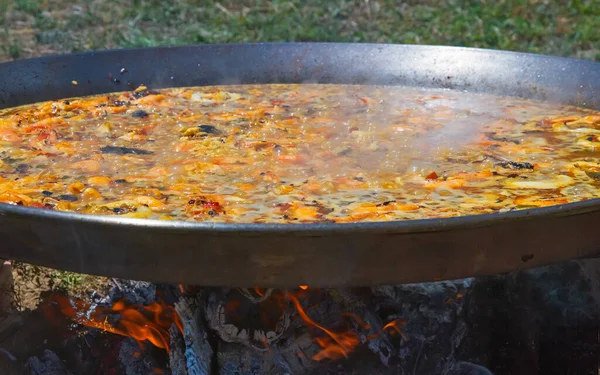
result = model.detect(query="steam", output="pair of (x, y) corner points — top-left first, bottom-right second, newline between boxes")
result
(286, 85), (512, 180)
(183, 82), (528, 188)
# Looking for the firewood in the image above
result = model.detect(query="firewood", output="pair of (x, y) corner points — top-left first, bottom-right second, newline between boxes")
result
(168, 324), (188, 375)
(24, 350), (72, 375)
(172, 295), (213, 375)
(205, 289), (291, 350)
(119, 338), (165, 375)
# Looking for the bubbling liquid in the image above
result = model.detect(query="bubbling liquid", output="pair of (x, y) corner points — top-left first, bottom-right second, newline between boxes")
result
(0, 83), (598, 223)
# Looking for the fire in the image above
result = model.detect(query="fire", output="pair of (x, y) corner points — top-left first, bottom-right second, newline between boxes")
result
(383, 319), (406, 335)
(287, 290), (406, 361)
(48, 294), (181, 352)
(312, 335), (360, 361)
(47, 285), (405, 362)
(381, 319), (408, 342)
(287, 293), (360, 360)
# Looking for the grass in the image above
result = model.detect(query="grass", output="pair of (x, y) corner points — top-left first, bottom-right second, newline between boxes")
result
(0, 0), (598, 303)
(1, 0), (599, 62)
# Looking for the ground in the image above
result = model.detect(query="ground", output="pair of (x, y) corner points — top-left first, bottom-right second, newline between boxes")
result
(0, 0), (599, 308)
(1, 0), (599, 63)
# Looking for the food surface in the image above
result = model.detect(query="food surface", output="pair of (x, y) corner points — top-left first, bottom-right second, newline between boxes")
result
(0, 84), (599, 223)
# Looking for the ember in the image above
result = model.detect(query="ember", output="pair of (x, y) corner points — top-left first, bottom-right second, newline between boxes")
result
(36, 284), (419, 373)
(287, 291), (405, 361)
(289, 291), (359, 361)
(4, 260), (600, 375)
(47, 294), (181, 351)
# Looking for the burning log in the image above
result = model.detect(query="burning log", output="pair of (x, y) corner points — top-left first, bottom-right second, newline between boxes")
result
(29, 281), (479, 375)
(204, 286), (414, 374)
(205, 288), (291, 350)
(215, 331), (320, 375)
(167, 324), (188, 375)
(119, 338), (165, 375)
(103, 279), (158, 306)
(11, 259), (600, 375)
(3, 277), (494, 375)
(168, 295), (213, 375)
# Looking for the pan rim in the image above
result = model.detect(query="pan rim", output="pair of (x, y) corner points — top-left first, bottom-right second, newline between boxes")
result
(1, 41), (597, 66)
(1, 196), (599, 234)
(2, 42), (600, 235)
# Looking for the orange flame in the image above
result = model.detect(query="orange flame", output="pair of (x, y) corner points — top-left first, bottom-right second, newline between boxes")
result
(287, 293), (360, 360)
(383, 319), (408, 341)
(49, 286), (406, 362)
(286, 291), (407, 361)
(312, 334), (360, 361)
(343, 312), (371, 330)
(49, 294), (181, 352)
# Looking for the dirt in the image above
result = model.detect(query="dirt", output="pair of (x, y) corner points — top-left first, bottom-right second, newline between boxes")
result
(9, 262), (110, 311)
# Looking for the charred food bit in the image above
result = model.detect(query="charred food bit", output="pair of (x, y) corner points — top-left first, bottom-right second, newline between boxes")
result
(186, 197), (226, 217)
(198, 125), (219, 134)
(131, 110), (149, 118)
(495, 160), (534, 170)
(100, 146), (153, 155)
(58, 194), (79, 202)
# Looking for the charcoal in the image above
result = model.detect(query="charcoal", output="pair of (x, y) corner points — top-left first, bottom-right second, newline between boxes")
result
(103, 279), (157, 305)
(119, 338), (167, 375)
(16, 260), (600, 375)
(170, 296), (212, 375)
(24, 350), (72, 375)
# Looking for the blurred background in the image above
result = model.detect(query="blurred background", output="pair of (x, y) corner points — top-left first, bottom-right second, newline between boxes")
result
(1, 0), (599, 63)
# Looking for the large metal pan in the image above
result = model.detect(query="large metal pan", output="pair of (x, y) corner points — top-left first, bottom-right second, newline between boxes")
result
(1, 43), (599, 287)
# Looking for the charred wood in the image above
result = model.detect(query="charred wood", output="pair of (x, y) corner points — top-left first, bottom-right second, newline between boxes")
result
(168, 324), (188, 375)
(205, 288), (291, 350)
(216, 332), (320, 375)
(169, 295), (213, 375)
(104, 279), (157, 305)
(0, 313), (23, 347)
(24, 350), (72, 375)
(119, 338), (167, 375)
(14, 259), (600, 375)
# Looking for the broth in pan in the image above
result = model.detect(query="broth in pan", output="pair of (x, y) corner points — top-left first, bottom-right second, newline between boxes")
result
(0, 84), (599, 223)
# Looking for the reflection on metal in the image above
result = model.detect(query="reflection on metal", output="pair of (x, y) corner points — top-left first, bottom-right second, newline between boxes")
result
(0, 44), (599, 286)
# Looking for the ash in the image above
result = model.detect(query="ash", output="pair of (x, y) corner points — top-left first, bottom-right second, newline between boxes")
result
(4, 260), (600, 375)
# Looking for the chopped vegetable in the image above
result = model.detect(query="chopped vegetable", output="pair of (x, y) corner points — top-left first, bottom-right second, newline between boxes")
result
(0, 83), (598, 223)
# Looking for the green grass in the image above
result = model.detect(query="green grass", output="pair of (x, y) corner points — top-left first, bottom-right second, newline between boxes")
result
(4, 42), (22, 59)
(111, 0), (600, 58)
(51, 270), (82, 289)
(13, 0), (43, 15)
(1, 0), (599, 62)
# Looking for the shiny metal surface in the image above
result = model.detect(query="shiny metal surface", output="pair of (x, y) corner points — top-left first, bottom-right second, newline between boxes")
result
(0, 43), (599, 286)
